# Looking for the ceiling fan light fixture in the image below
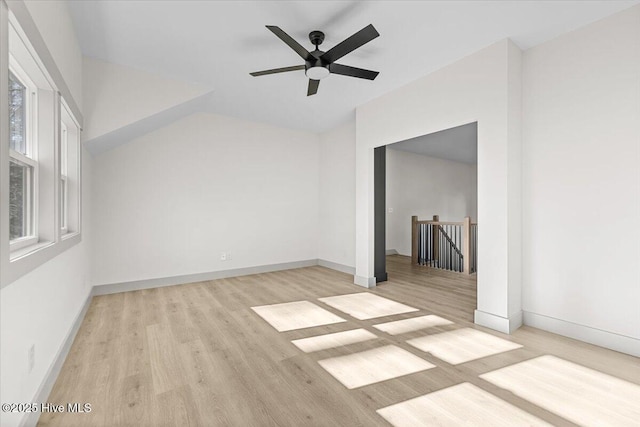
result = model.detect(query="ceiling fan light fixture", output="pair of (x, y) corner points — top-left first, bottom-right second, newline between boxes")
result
(305, 65), (330, 80)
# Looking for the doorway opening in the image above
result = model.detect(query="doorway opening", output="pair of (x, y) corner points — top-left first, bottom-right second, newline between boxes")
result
(374, 122), (478, 289)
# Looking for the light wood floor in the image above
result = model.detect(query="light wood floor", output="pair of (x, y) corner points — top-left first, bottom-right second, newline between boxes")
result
(39, 255), (640, 426)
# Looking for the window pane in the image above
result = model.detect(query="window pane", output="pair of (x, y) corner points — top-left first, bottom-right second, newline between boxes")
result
(9, 159), (32, 240)
(9, 71), (27, 154)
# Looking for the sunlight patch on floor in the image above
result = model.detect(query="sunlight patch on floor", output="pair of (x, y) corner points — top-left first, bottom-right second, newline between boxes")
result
(373, 314), (453, 335)
(480, 355), (640, 427)
(318, 345), (435, 389)
(407, 328), (522, 365)
(377, 382), (552, 427)
(377, 383), (550, 427)
(318, 293), (418, 320)
(291, 329), (378, 353)
(251, 301), (346, 332)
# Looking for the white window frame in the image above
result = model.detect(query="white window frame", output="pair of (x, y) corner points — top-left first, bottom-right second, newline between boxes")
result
(8, 58), (38, 251)
(60, 120), (68, 234)
(59, 96), (80, 239)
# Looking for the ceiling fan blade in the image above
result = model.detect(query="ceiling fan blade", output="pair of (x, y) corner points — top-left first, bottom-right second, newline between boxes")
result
(250, 65), (305, 77)
(321, 24), (379, 64)
(330, 63), (379, 80)
(266, 25), (312, 61)
(307, 79), (319, 96)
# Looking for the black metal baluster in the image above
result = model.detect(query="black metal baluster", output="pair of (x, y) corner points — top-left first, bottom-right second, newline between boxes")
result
(439, 226), (442, 269)
(419, 224), (422, 264)
(428, 224), (432, 267)
(443, 225), (446, 270)
(458, 225), (461, 272)
(455, 225), (458, 271)
(420, 224), (427, 265)
(425, 223), (428, 266)
(432, 224), (435, 268)
(446, 226), (450, 271)
(423, 224), (426, 265)
(448, 225), (451, 271)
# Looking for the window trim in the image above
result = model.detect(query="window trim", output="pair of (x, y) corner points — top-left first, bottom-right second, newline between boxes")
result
(60, 120), (68, 234)
(59, 96), (80, 238)
(60, 175), (68, 235)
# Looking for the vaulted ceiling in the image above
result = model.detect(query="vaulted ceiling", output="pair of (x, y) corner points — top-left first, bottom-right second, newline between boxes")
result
(69, 0), (638, 134)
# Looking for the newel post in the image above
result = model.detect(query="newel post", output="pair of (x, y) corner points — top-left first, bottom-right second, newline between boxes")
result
(432, 215), (439, 262)
(463, 216), (471, 274)
(411, 216), (418, 265)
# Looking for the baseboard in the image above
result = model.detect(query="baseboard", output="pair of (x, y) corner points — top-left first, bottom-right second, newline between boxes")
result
(354, 275), (376, 289)
(317, 259), (355, 275)
(474, 309), (523, 334)
(20, 287), (94, 427)
(93, 259), (318, 295)
(523, 311), (640, 357)
(385, 249), (399, 255)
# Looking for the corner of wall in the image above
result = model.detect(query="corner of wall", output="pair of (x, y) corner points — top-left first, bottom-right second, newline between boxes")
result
(506, 38), (524, 319)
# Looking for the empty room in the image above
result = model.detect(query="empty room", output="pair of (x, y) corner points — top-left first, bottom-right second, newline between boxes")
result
(1, 1), (639, 426)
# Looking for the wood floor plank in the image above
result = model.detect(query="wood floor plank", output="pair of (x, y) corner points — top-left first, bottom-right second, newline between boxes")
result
(115, 373), (152, 427)
(154, 385), (203, 427)
(146, 322), (188, 395)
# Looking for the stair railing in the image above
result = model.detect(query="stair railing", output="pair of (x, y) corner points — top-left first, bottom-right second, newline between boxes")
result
(411, 215), (477, 274)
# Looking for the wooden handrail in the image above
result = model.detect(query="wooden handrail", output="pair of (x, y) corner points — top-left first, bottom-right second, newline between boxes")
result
(416, 220), (464, 226)
(419, 220), (477, 225)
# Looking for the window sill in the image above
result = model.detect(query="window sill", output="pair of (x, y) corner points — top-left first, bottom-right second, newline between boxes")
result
(10, 240), (54, 262)
(62, 231), (79, 241)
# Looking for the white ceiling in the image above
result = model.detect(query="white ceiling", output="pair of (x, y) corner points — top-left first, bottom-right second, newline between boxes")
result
(389, 122), (477, 164)
(68, 0), (638, 134)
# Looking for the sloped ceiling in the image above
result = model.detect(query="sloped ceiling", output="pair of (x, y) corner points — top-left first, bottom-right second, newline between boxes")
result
(70, 1), (639, 134)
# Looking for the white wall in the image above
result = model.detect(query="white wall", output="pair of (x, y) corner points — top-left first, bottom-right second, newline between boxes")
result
(0, 3), (90, 426)
(318, 120), (356, 270)
(355, 39), (523, 333)
(23, 0), (82, 110)
(92, 112), (319, 286)
(0, 151), (91, 422)
(386, 148), (477, 256)
(83, 57), (209, 141)
(522, 5), (640, 355)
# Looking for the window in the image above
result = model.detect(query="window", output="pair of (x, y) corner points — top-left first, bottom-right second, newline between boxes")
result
(2, 4), (83, 287)
(8, 67), (38, 250)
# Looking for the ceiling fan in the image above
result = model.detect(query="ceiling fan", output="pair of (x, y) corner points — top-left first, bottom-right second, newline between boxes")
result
(250, 24), (380, 96)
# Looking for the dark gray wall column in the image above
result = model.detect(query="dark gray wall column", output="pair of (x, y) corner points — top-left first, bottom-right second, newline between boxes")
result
(374, 146), (387, 282)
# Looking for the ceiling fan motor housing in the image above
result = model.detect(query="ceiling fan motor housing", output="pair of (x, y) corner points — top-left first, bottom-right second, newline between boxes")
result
(309, 30), (325, 47)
